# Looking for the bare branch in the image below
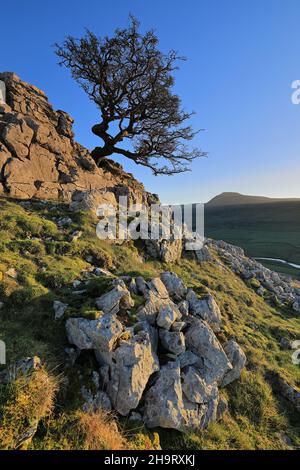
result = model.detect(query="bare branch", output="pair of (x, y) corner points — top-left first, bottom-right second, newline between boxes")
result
(55, 16), (205, 175)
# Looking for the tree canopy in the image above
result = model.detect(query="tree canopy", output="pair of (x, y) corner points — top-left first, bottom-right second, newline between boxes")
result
(55, 17), (205, 175)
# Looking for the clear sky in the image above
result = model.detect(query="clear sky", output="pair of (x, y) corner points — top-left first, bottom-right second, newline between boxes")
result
(1, 0), (299, 204)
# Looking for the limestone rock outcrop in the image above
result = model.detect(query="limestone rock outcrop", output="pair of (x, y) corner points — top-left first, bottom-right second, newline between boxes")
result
(210, 239), (300, 314)
(65, 271), (246, 433)
(0, 73), (157, 208)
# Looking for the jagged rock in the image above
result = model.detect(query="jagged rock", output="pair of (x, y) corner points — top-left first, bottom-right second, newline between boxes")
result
(160, 271), (187, 300)
(146, 277), (169, 300)
(221, 340), (246, 387)
(171, 321), (186, 332)
(182, 366), (218, 404)
(212, 239), (300, 315)
(2, 118), (34, 159)
(194, 245), (212, 262)
(107, 331), (159, 416)
(159, 330), (186, 355)
(0, 72), (156, 206)
(186, 290), (222, 332)
(95, 284), (134, 315)
(144, 238), (182, 263)
(65, 315), (123, 353)
(143, 361), (208, 432)
(178, 350), (200, 368)
(178, 300), (189, 316)
(156, 304), (181, 330)
(133, 321), (158, 357)
(161, 239), (183, 263)
(185, 317), (232, 384)
(63, 271), (247, 433)
(53, 300), (68, 320)
(143, 362), (185, 430)
(137, 293), (160, 325)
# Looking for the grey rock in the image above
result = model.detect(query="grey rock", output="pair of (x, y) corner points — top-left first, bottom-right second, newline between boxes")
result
(143, 361), (207, 432)
(178, 350), (200, 368)
(96, 284), (134, 315)
(178, 300), (189, 316)
(157, 304), (181, 330)
(159, 329), (186, 355)
(182, 366), (218, 404)
(221, 340), (246, 387)
(107, 331), (159, 416)
(53, 300), (68, 319)
(171, 321), (186, 332)
(160, 271), (187, 300)
(65, 315), (123, 353)
(0, 356), (41, 384)
(186, 291), (222, 332)
(185, 317), (232, 384)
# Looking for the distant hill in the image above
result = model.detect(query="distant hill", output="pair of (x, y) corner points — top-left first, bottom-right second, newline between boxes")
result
(206, 192), (300, 207)
(204, 194), (300, 276)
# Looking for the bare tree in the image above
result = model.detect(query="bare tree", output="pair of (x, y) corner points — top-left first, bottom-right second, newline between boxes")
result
(55, 17), (205, 175)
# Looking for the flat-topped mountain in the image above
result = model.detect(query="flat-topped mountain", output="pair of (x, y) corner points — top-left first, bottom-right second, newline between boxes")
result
(206, 192), (300, 207)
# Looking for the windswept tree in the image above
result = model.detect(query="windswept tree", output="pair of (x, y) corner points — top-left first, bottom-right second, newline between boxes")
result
(55, 17), (205, 175)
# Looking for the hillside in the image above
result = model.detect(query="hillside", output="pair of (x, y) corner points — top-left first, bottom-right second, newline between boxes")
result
(207, 192), (300, 207)
(0, 76), (300, 451)
(0, 197), (300, 449)
(205, 196), (300, 278)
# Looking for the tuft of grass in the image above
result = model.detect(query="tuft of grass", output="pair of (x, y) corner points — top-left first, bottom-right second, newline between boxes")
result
(78, 410), (128, 450)
(0, 367), (59, 450)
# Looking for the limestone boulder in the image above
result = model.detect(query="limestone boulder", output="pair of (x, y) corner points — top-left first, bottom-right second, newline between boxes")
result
(95, 284), (134, 315)
(156, 303), (182, 330)
(107, 331), (159, 416)
(160, 271), (187, 300)
(221, 340), (246, 387)
(186, 290), (222, 332)
(185, 317), (232, 384)
(159, 329), (186, 355)
(65, 315), (123, 353)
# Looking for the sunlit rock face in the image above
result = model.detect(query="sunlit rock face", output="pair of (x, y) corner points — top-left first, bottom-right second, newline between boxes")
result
(0, 80), (6, 104)
(0, 72), (156, 207)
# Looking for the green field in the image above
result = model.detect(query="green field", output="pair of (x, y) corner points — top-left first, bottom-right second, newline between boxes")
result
(205, 202), (300, 278)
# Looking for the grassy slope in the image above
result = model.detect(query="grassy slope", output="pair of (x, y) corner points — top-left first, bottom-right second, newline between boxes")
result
(205, 202), (300, 278)
(0, 197), (300, 450)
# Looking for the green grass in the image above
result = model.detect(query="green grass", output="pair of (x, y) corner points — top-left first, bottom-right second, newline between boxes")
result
(0, 197), (300, 450)
(205, 202), (300, 274)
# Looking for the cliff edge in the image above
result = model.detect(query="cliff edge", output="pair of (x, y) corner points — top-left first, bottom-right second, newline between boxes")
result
(0, 72), (157, 210)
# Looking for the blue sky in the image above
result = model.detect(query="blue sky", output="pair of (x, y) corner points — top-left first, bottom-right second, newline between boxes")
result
(1, 0), (299, 203)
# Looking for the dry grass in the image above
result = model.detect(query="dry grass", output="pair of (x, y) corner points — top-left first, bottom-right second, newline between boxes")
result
(0, 367), (59, 449)
(78, 410), (128, 450)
